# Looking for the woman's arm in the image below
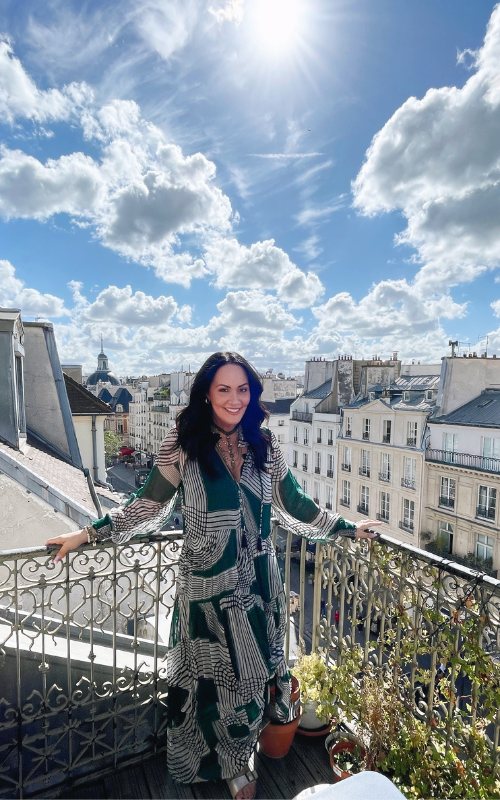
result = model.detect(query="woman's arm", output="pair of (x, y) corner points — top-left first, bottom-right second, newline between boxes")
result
(46, 427), (182, 562)
(268, 431), (380, 542)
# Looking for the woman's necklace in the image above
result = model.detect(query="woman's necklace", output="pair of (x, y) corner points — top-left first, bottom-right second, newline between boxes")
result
(214, 425), (244, 477)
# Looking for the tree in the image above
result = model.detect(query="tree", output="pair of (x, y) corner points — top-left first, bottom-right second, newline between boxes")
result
(104, 430), (123, 463)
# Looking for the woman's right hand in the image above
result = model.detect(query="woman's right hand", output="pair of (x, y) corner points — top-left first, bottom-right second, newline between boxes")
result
(46, 529), (88, 563)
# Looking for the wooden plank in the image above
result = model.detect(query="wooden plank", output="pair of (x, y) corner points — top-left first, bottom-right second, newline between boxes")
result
(255, 745), (318, 799)
(254, 751), (285, 799)
(63, 782), (107, 799)
(104, 764), (151, 799)
(142, 755), (195, 800)
(192, 779), (231, 799)
(290, 736), (334, 786)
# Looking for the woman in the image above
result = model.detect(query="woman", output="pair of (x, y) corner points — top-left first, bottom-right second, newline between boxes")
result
(47, 352), (379, 799)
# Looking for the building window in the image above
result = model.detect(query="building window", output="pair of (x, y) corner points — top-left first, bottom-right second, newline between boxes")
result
(313, 482), (320, 504)
(302, 479), (308, 493)
(477, 485), (496, 520)
(425, 390), (433, 401)
(407, 421), (418, 447)
(342, 480), (351, 507)
(303, 453), (309, 471)
(116, 403), (123, 413)
(345, 417), (352, 437)
(359, 486), (369, 514)
(277, 433), (285, 443)
(342, 446), (351, 472)
(327, 453), (334, 477)
(401, 498), (415, 532)
(363, 418), (370, 440)
(402, 457), (416, 490)
(379, 491), (390, 522)
(380, 452), (391, 482)
(315, 452), (321, 474)
(293, 450), (298, 468)
(360, 449), (371, 478)
(317, 427), (322, 443)
(304, 428), (309, 445)
(278, 419), (285, 426)
(328, 428), (334, 445)
(369, 391), (375, 401)
(443, 432), (458, 461)
(439, 476), (456, 509)
(437, 520), (454, 554)
(482, 437), (500, 466)
(403, 391), (410, 402)
(293, 426), (299, 443)
(476, 533), (494, 565)
(382, 419), (391, 444)
(326, 486), (334, 509)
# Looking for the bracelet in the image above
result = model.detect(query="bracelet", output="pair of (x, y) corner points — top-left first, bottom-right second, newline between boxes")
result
(85, 524), (98, 546)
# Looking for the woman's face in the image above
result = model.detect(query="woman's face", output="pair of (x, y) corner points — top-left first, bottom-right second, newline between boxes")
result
(207, 363), (251, 432)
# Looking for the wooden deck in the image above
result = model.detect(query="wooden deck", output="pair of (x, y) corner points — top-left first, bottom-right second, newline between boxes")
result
(59, 735), (335, 800)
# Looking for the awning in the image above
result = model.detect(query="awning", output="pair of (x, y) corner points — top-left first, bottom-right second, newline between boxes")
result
(119, 447), (135, 455)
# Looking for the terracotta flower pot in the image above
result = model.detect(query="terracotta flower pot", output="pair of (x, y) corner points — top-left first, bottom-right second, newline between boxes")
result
(329, 740), (366, 781)
(259, 706), (303, 758)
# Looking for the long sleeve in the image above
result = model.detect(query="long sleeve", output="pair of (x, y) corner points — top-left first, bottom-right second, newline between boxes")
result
(91, 427), (183, 544)
(268, 431), (357, 543)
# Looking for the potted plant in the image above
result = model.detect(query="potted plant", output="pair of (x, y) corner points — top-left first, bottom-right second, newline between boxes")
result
(258, 674), (302, 758)
(291, 650), (334, 735)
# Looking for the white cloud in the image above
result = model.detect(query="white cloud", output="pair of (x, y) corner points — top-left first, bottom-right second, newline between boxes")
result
(133, 0), (201, 61)
(295, 198), (345, 226)
(248, 153), (324, 159)
(0, 38), (90, 124)
(352, 3), (500, 292)
(82, 285), (178, 326)
(209, 0), (245, 24)
(278, 269), (323, 309)
(0, 260), (68, 318)
(214, 290), (299, 331)
(176, 304), (193, 324)
(293, 234), (323, 262)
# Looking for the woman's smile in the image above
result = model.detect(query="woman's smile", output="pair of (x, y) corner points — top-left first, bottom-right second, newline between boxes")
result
(207, 363), (251, 431)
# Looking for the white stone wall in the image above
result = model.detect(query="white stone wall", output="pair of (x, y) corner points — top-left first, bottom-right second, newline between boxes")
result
(73, 415), (106, 484)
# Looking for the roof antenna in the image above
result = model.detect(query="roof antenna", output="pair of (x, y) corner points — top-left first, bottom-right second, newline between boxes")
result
(100, 334), (104, 353)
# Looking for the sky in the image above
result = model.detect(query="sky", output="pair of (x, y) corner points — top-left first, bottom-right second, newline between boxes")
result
(0, 0), (499, 375)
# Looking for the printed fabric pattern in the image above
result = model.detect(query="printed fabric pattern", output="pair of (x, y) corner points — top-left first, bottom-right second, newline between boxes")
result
(91, 428), (356, 783)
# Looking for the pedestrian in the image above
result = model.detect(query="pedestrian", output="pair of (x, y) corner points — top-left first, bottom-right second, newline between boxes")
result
(335, 609), (340, 625)
(46, 351), (379, 799)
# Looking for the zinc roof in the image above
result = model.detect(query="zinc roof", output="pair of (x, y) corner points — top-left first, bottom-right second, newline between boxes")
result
(432, 389), (500, 428)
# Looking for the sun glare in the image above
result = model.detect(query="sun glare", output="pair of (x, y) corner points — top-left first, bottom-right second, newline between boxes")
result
(253, 0), (302, 52)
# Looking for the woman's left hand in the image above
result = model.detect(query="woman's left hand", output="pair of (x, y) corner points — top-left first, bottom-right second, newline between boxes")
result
(354, 519), (381, 540)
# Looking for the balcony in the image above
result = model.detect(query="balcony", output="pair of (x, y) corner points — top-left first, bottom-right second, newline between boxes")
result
(345, 430), (352, 438)
(376, 512), (389, 523)
(325, 502), (332, 509)
(357, 503), (369, 514)
(339, 498), (350, 507)
(401, 477), (416, 490)
(399, 520), (414, 533)
(341, 463), (351, 473)
(362, 432), (370, 440)
(407, 438), (417, 447)
(379, 471), (391, 483)
(327, 469), (334, 478)
(316, 436), (322, 444)
(359, 467), (370, 478)
(439, 495), (455, 509)
(313, 497), (320, 504)
(314, 466), (321, 474)
(382, 435), (391, 443)
(426, 448), (500, 474)
(4, 519), (500, 798)
(293, 461), (298, 469)
(292, 411), (313, 423)
(327, 438), (333, 446)
(476, 505), (496, 521)
(302, 464), (308, 471)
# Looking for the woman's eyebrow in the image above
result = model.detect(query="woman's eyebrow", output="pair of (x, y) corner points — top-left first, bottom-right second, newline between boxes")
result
(216, 382), (249, 388)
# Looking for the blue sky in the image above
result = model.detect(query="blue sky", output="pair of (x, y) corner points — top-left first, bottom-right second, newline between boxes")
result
(0, 0), (499, 374)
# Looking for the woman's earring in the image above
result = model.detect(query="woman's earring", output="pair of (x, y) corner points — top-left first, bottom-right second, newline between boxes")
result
(205, 397), (210, 405)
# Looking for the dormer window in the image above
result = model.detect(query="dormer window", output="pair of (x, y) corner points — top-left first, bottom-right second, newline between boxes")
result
(425, 390), (433, 401)
(369, 391), (375, 401)
(403, 391), (410, 402)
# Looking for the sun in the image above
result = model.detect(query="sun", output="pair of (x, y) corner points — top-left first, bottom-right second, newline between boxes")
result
(252, 0), (302, 53)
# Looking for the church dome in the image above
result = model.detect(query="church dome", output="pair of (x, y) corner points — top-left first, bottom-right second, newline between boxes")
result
(87, 343), (120, 386)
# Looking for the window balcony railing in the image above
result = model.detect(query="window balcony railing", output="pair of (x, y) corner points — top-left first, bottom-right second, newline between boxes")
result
(399, 520), (414, 533)
(293, 436), (298, 443)
(327, 469), (334, 478)
(302, 464), (308, 471)
(476, 505), (496, 521)
(317, 437), (322, 444)
(341, 464), (351, 473)
(359, 467), (370, 478)
(345, 430), (352, 438)
(407, 438), (417, 447)
(315, 466), (321, 474)
(328, 438), (333, 446)
(376, 512), (389, 523)
(293, 461), (298, 469)
(426, 448), (500, 474)
(292, 411), (313, 423)
(382, 435), (391, 443)
(303, 439), (309, 446)
(339, 498), (350, 508)
(357, 503), (369, 514)
(325, 502), (332, 509)
(379, 471), (391, 483)
(5, 511), (500, 797)
(313, 497), (320, 504)
(401, 477), (416, 490)
(439, 495), (455, 508)
(362, 432), (370, 440)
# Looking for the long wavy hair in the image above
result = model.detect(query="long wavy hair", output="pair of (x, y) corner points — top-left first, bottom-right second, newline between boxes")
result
(176, 352), (269, 474)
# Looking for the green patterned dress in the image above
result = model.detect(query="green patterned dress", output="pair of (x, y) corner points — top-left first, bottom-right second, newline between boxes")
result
(91, 428), (356, 783)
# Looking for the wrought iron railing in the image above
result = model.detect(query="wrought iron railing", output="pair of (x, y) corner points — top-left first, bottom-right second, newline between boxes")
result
(426, 448), (500, 474)
(292, 411), (313, 423)
(5, 519), (500, 796)
(379, 471), (390, 483)
(401, 477), (416, 489)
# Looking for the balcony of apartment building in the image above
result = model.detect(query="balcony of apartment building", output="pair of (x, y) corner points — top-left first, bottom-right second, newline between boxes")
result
(426, 449), (500, 474)
(341, 462), (351, 473)
(291, 411), (312, 424)
(379, 471), (391, 483)
(3, 526), (500, 799)
(401, 477), (416, 490)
